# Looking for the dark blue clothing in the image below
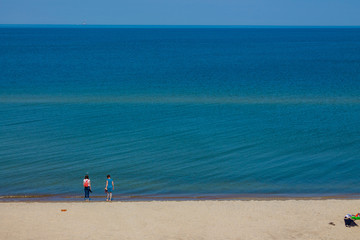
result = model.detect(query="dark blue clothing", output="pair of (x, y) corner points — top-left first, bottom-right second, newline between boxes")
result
(84, 187), (90, 199)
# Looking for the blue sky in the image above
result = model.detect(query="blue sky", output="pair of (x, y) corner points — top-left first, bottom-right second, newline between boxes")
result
(0, 0), (359, 25)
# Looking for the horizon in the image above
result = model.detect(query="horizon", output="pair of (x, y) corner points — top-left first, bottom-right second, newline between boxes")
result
(1, 24), (360, 28)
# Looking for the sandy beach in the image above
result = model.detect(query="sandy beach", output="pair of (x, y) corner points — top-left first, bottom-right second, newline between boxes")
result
(1, 200), (360, 240)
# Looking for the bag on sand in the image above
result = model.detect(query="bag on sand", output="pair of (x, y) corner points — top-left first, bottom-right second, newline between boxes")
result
(344, 217), (358, 227)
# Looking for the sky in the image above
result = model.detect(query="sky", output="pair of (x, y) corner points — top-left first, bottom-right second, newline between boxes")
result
(0, 0), (360, 26)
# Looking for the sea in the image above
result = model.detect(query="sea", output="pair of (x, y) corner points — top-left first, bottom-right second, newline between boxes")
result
(0, 26), (360, 200)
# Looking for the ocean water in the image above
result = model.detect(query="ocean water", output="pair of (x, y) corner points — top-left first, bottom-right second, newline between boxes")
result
(0, 26), (360, 199)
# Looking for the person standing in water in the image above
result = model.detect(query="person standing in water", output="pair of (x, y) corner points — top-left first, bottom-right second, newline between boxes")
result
(83, 175), (91, 201)
(105, 174), (114, 201)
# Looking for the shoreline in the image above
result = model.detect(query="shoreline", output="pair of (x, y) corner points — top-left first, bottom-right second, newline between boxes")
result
(2, 193), (360, 202)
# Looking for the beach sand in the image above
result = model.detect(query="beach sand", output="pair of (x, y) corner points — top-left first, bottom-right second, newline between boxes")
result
(1, 200), (360, 240)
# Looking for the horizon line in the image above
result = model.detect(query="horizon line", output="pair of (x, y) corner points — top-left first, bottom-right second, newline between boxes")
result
(1, 24), (360, 28)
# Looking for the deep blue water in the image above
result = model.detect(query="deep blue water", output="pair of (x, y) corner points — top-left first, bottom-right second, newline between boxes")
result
(1, 27), (360, 199)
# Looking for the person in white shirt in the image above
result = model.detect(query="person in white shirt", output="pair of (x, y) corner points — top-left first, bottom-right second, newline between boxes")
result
(83, 175), (91, 201)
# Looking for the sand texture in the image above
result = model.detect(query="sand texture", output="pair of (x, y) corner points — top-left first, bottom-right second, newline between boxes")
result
(1, 200), (360, 240)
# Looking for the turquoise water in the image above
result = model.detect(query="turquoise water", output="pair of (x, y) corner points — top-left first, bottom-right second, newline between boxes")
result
(0, 27), (360, 199)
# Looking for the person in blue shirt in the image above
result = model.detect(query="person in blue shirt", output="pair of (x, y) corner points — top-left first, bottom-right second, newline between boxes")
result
(105, 174), (115, 201)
